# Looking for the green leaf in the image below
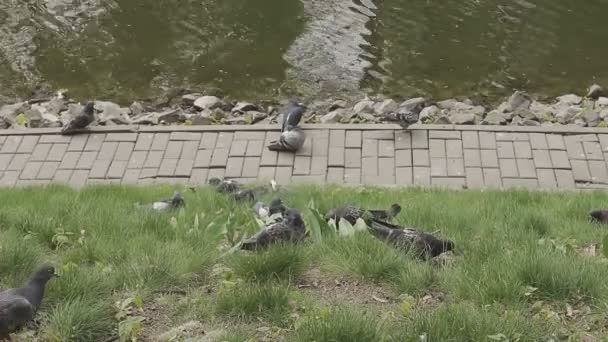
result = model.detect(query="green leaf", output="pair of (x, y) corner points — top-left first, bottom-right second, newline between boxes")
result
(602, 234), (608, 258)
(338, 218), (355, 237)
(15, 113), (27, 126)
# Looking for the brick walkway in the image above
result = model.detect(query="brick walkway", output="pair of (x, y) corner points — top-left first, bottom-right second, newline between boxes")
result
(0, 124), (607, 190)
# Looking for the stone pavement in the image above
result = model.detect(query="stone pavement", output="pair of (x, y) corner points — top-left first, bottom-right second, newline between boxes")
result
(1, 124), (608, 190)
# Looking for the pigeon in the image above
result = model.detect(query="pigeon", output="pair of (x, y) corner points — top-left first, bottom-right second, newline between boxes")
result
(241, 208), (306, 250)
(0, 264), (58, 339)
(137, 191), (184, 211)
(268, 101), (307, 152)
(253, 198), (287, 219)
(397, 110), (419, 129)
(589, 210), (608, 224)
(366, 219), (454, 259)
(232, 189), (256, 202)
(61, 101), (95, 135)
(325, 203), (402, 225)
(208, 177), (241, 194)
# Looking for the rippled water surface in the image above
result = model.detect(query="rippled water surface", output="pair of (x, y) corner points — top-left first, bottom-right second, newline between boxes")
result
(2, 0), (608, 103)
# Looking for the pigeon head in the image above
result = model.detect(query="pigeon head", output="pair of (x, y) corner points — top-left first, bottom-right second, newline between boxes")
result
(284, 208), (304, 225)
(208, 177), (222, 186)
(433, 240), (455, 256)
(30, 264), (59, 284)
(288, 100), (307, 110)
(83, 101), (95, 115)
(389, 203), (402, 216)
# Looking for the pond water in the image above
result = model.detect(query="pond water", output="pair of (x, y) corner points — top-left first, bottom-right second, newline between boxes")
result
(2, 0), (608, 104)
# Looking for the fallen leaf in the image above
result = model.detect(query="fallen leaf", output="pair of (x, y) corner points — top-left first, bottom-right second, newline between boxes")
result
(372, 295), (388, 303)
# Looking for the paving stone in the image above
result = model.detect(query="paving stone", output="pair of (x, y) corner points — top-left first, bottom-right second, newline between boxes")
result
(122, 169), (141, 184)
(513, 141), (532, 159)
(47, 144), (68, 162)
(308, 129), (329, 139)
(327, 167), (344, 184)
(499, 159), (518, 178)
(483, 168), (502, 188)
(496, 141), (515, 159)
(260, 148), (278, 166)
(107, 161), (128, 179)
(564, 137), (586, 160)
(114, 142), (134, 161)
(20, 162), (43, 179)
(480, 149), (499, 168)
(345, 131), (362, 148)
(599, 135), (608, 152)
(430, 158), (447, 177)
(234, 131), (265, 140)
(464, 149), (481, 167)
(194, 150), (212, 168)
(151, 133), (170, 150)
(312, 138), (329, 156)
(412, 149), (430, 166)
(395, 149), (412, 167)
(1, 136), (22, 153)
(344, 168), (361, 184)
(0, 136), (6, 145)
(0, 171), (19, 186)
(106, 133), (137, 142)
(88, 159), (111, 178)
(144, 150), (165, 168)
(60, 151), (80, 169)
(447, 158), (465, 177)
(536, 169), (557, 188)
(465, 167), (484, 188)
(30, 144), (51, 161)
(0, 155), (13, 171)
(181, 141), (198, 160)
(549, 150), (571, 169)
(210, 149), (229, 167)
(134, 133), (154, 151)
(158, 158), (179, 177)
(246, 140), (265, 157)
(175, 159), (194, 177)
(188, 168), (208, 185)
(378, 157), (395, 182)
(362, 139), (378, 157)
(396, 167), (413, 185)
(229, 140), (247, 156)
(532, 150), (552, 169)
(200, 132), (218, 149)
(432, 177), (465, 188)
(462, 131), (479, 149)
(257, 167), (276, 180)
(84, 134), (105, 151)
(139, 168), (158, 179)
(363, 130), (393, 140)
(295, 137), (313, 156)
(207, 168), (225, 181)
(329, 129), (345, 147)
(570, 160), (591, 182)
(52, 169), (72, 183)
(478, 131), (497, 149)
(429, 130), (461, 140)
(588, 160), (608, 184)
(7, 154), (29, 171)
(292, 175), (326, 184)
(394, 131), (411, 149)
(546, 134), (565, 150)
(413, 167), (431, 185)
(378, 140), (395, 157)
(277, 152), (295, 166)
(411, 130), (428, 148)
(345, 149), (361, 168)
(165, 141), (183, 159)
(242, 157), (261, 178)
(328, 147), (344, 167)
(429, 139), (446, 158)
(529, 133), (548, 149)
(446, 140), (463, 158)
(502, 178), (538, 189)
(98, 142), (119, 160)
(225, 157), (244, 177)
(39, 135), (71, 144)
(16, 136), (39, 153)
(362, 156), (378, 177)
(516, 159), (536, 178)
(495, 132), (513, 141)
(76, 151), (97, 169)
(570, 134), (598, 142)
(310, 156), (328, 175)
(582, 141), (603, 160)
(275, 166), (292, 185)
(170, 132), (202, 141)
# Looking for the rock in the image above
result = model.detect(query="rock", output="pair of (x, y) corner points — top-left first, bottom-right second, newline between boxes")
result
(529, 101), (555, 122)
(436, 99), (460, 110)
(449, 112), (476, 125)
(158, 109), (184, 124)
(555, 104), (582, 124)
(510, 116), (524, 126)
(182, 93), (202, 106)
(582, 108), (600, 127)
(190, 110), (213, 125)
(132, 112), (160, 125)
(231, 101), (258, 113)
(600, 109), (608, 120)
(0, 102), (29, 125)
(482, 110), (507, 125)
(193, 96), (223, 110)
(556, 94), (582, 106)
(224, 117), (247, 125)
(419, 105), (440, 123)
(38, 98), (65, 117)
(211, 109), (227, 121)
(433, 115), (452, 124)
(359, 113), (377, 122)
(95, 101), (131, 125)
(328, 99), (347, 112)
(587, 84), (604, 99)
(320, 109), (344, 124)
(575, 118), (587, 127)
(595, 97), (608, 110)
(353, 99), (375, 114)
(399, 97), (425, 114)
(130, 102), (145, 116)
(521, 119), (541, 126)
(507, 91), (532, 112)
(374, 99), (398, 115)
(23, 108), (43, 128)
(156, 320), (205, 342)
(247, 111), (268, 124)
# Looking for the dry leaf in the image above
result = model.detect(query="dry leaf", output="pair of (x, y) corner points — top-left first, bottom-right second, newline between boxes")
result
(372, 295), (388, 303)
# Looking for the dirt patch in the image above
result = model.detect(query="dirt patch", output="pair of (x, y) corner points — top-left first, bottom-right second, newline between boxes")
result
(296, 267), (398, 306)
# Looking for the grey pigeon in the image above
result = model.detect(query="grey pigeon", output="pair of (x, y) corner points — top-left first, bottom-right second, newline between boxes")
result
(589, 209), (608, 224)
(253, 198), (287, 219)
(241, 208), (306, 250)
(325, 203), (402, 226)
(0, 264), (58, 339)
(208, 177), (241, 194)
(397, 110), (419, 129)
(137, 191), (184, 211)
(366, 219), (454, 259)
(61, 101), (95, 135)
(268, 101), (307, 152)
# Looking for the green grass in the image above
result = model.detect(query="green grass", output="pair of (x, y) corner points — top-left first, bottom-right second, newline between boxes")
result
(1, 184), (608, 340)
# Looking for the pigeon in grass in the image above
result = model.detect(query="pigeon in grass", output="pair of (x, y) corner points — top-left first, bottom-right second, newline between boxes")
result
(589, 210), (608, 224)
(208, 177), (241, 194)
(0, 265), (58, 340)
(325, 203), (402, 226)
(241, 208), (306, 250)
(61, 101), (95, 135)
(137, 191), (184, 211)
(366, 219), (454, 260)
(253, 198), (287, 220)
(268, 101), (306, 152)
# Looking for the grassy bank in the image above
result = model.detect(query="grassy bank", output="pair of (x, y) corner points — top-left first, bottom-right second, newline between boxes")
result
(1, 185), (607, 341)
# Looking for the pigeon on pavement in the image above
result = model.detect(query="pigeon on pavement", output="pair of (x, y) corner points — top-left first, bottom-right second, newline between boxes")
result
(61, 101), (95, 135)
(268, 101), (306, 152)
(241, 208), (306, 250)
(0, 264), (58, 339)
(325, 203), (402, 225)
